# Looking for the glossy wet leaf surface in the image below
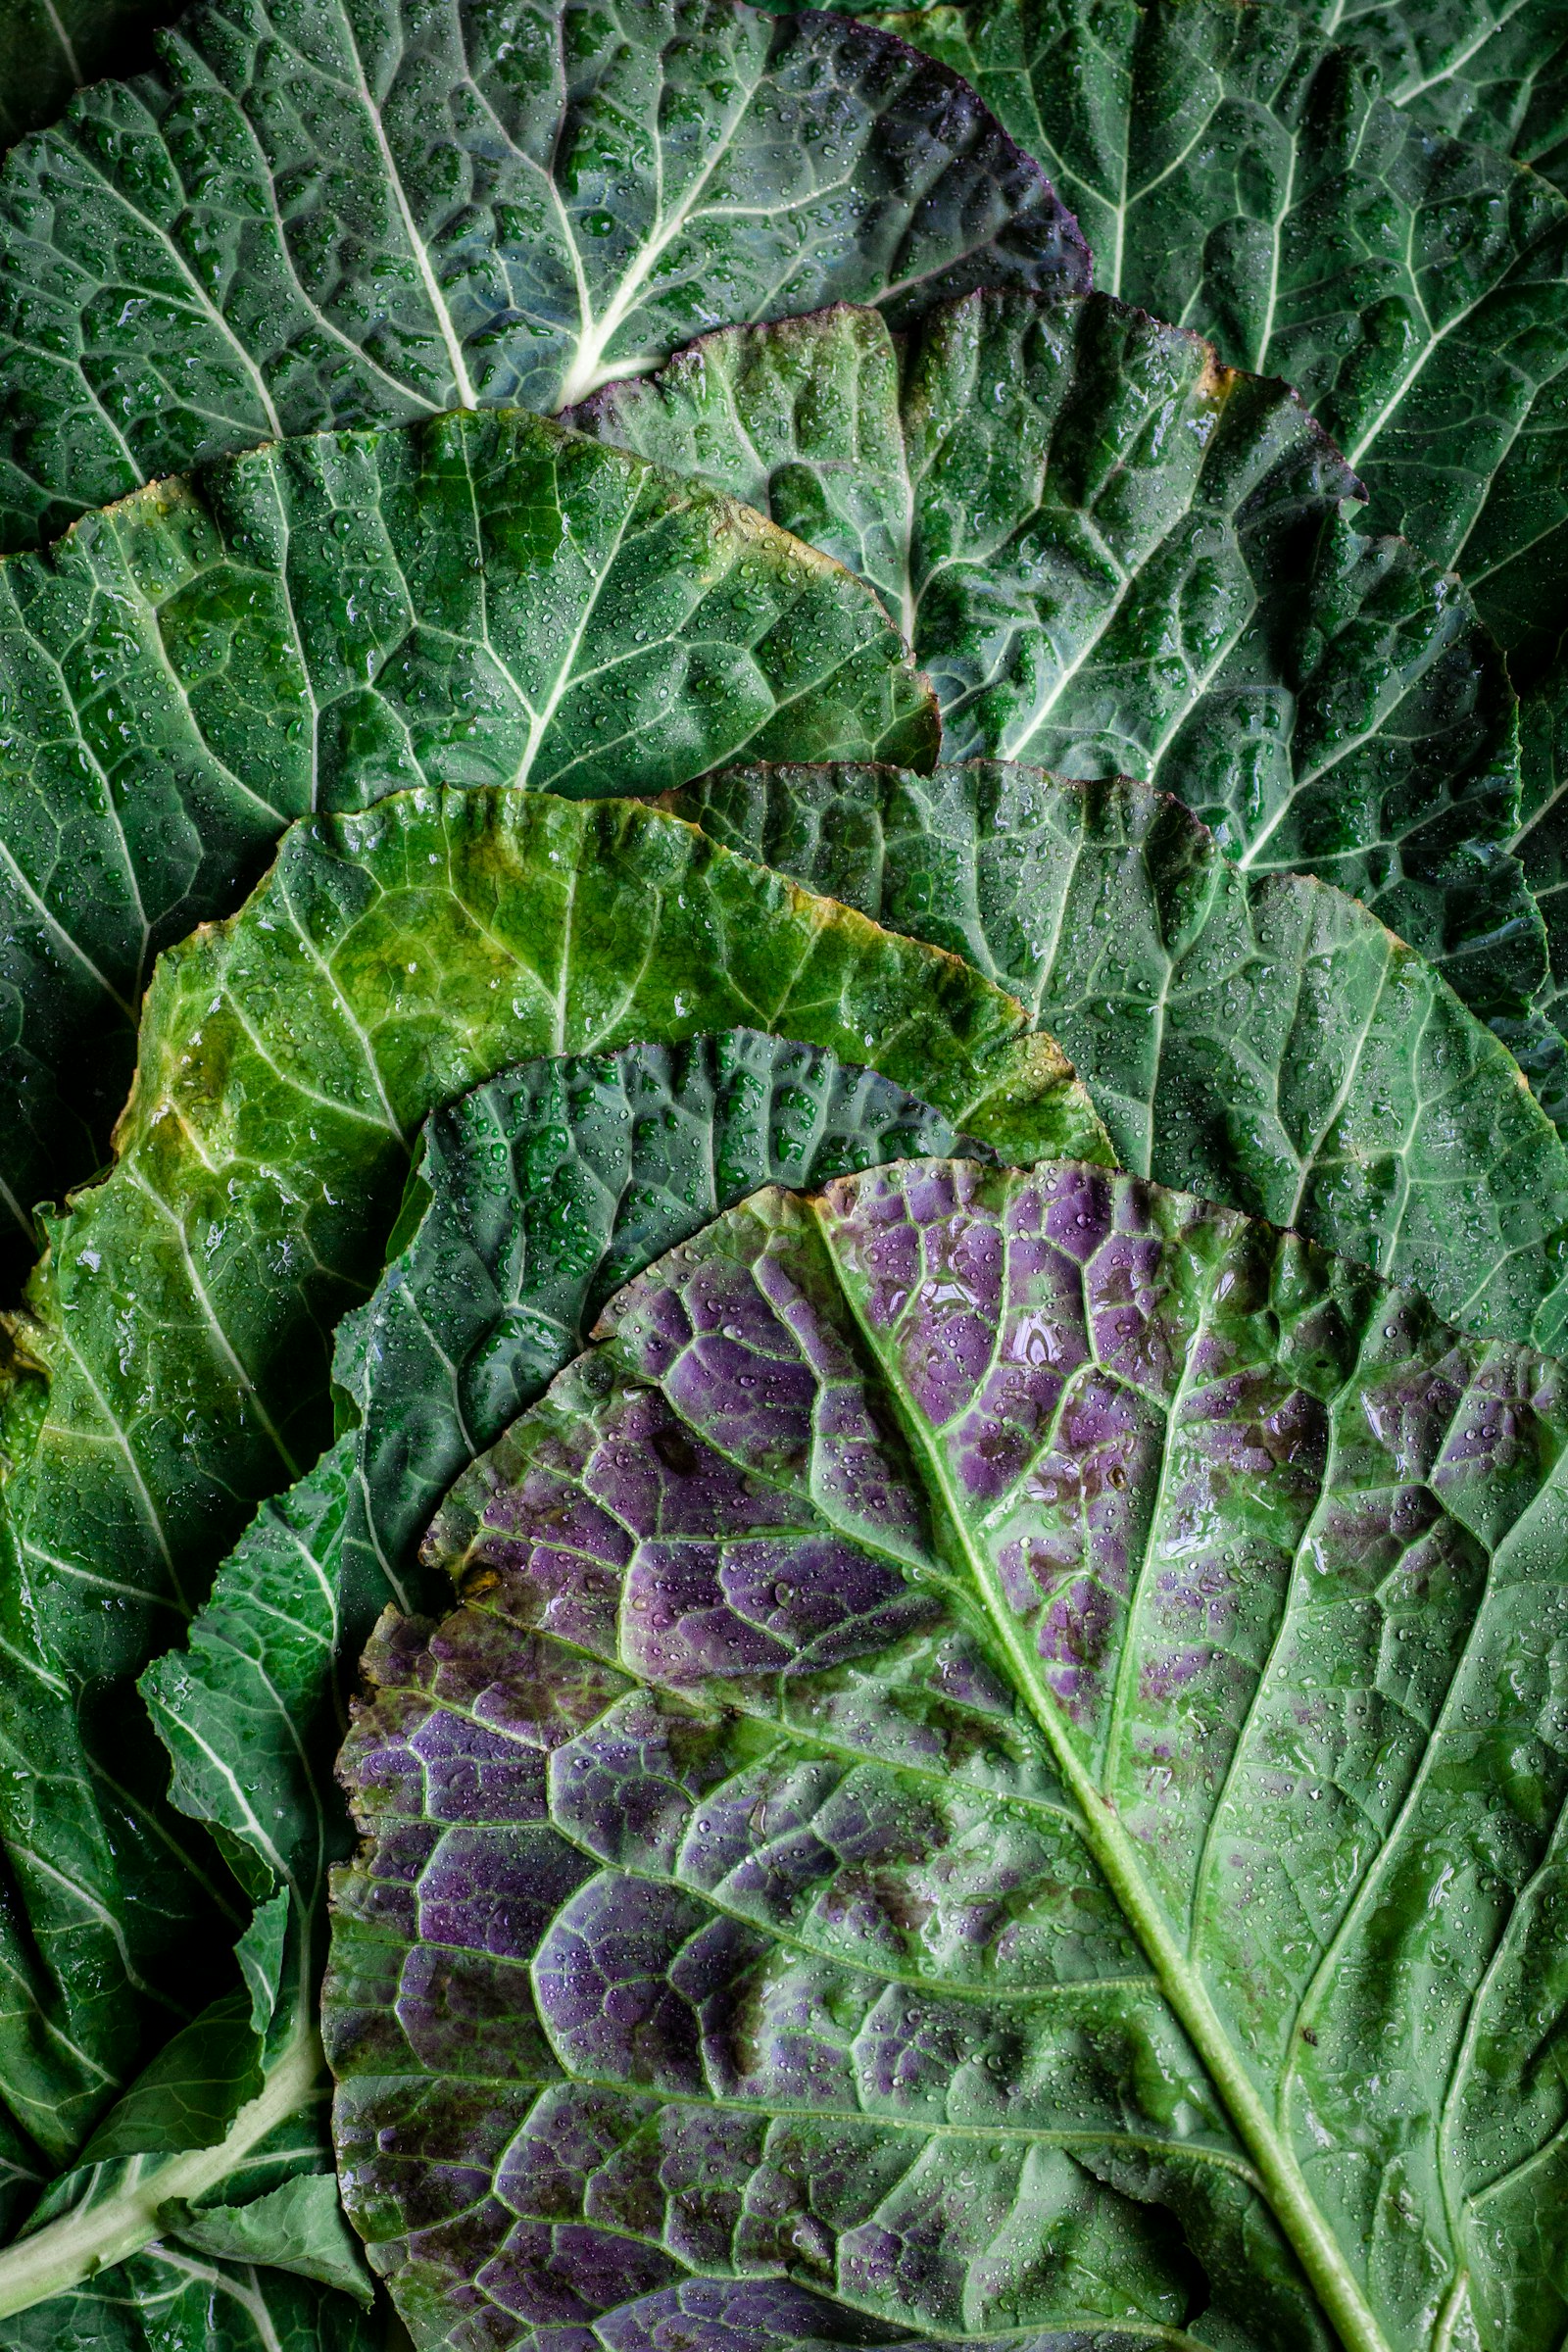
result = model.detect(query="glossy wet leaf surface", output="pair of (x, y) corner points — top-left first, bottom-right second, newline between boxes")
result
(0, 785), (1099, 2162)
(327, 1154), (1568, 2352)
(574, 291), (1542, 1047)
(670, 760), (1568, 1348)
(0, 2255), (376, 2350)
(867, 0), (1568, 686)
(0, 0), (1087, 554)
(0, 1888), (374, 2349)
(334, 1032), (1004, 1626)
(0, 402), (932, 1277)
(1303, 0), (1568, 201)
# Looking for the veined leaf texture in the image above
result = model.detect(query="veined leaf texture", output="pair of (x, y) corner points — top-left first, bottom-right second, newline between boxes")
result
(0, 0), (1556, 2346)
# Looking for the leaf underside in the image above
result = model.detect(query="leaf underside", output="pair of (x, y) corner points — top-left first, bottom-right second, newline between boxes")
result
(0, 401), (933, 1277)
(667, 760), (1568, 1349)
(326, 1155), (1568, 2352)
(572, 289), (1544, 1058)
(0, 0), (1088, 554)
(0, 784), (1099, 2162)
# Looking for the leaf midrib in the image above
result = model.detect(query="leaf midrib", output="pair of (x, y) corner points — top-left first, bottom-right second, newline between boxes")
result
(815, 1196), (1398, 2352)
(0, 2016), (322, 2319)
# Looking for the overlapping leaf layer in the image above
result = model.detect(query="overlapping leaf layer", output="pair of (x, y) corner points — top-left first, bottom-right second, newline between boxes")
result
(670, 760), (1568, 1345)
(0, 0), (1557, 2343)
(0, 0), (1087, 551)
(863, 0), (1568, 672)
(574, 291), (1540, 1051)
(0, 0), (169, 147)
(0, 1035), (990, 2352)
(1302, 0), (1568, 202)
(0, 403), (933, 1273)
(0, 784), (1094, 2161)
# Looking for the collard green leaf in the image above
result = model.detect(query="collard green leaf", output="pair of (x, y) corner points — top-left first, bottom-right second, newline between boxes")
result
(143, 1033), (1007, 1960)
(1303, 0), (1568, 202)
(0, 0), (170, 150)
(0, 0), (1088, 554)
(0, 1892), (368, 2342)
(332, 1032), (1004, 1625)
(867, 0), (1568, 685)
(0, 784), (1101, 2160)
(1515, 672), (1568, 1120)
(326, 1155), (1568, 2352)
(0, 401), (934, 1281)
(571, 290), (1543, 1042)
(669, 760), (1568, 1349)
(72, 1995), (265, 2164)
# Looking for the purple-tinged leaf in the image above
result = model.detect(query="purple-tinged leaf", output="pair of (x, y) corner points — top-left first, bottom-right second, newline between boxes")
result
(328, 1158), (1568, 2352)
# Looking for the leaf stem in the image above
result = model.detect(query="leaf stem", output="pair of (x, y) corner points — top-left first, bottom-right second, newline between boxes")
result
(0, 2024), (322, 2319)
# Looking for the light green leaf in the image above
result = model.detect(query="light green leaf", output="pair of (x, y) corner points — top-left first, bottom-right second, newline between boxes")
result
(670, 760), (1568, 1348)
(164, 2176), (374, 2309)
(0, 784), (1101, 2157)
(327, 1156), (1568, 2352)
(866, 0), (1568, 683)
(0, 0), (1087, 553)
(571, 290), (1543, 1045)
(237, 1890), (291, 2037)
(0, 401), (933, 1284)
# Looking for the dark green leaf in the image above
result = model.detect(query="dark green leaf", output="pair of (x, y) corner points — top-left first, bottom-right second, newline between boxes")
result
(0, 2250), (377, 2348)
(0, 0), (172, 149)
(0, 1984), (357, 2340)
(1303, 0), (1568, 202)
(1515, 669), (1568, 1124)
(74, 1995), (263, 2165)
(327, 1156), (1568, 2352)
(670, 760), (1568, 1348)
(0, 0), (1087, 553)
(571, 290), (1542, 1044)
(866, 0), (1568, 683)
(0, 784), (1101, 2156)
(0, 401), (936, 1283)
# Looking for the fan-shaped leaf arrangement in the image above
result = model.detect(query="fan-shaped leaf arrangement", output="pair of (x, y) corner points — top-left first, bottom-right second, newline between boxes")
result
(0, 0), (1552, 2345)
